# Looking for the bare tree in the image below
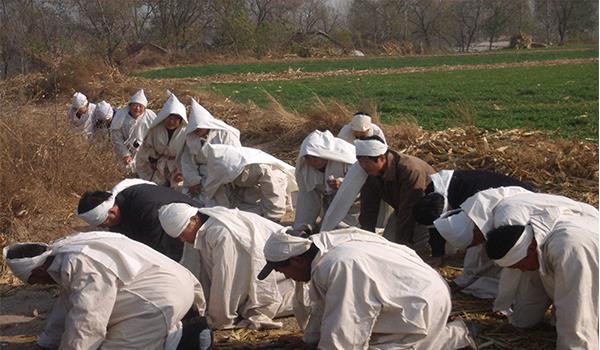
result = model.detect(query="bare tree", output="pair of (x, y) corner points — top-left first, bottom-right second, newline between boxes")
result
(482, 0), (514, 50)
(153, 0), (212, 49)
(449, 0), (483, 52)
(407, 0), (447, 50)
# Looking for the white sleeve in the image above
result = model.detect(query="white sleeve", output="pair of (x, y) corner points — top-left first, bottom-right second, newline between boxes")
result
(548, 239), (598, 349)
(110, 123), (131, 158)
(58, 256), (119, 350)
(37, 293), (68, 349)
(205, 228), (241, 329)
(293, 189), (322, 229)
(311, 261), (380, 350)
(134, 132), (157, 180)
(181, 145), (203, 187)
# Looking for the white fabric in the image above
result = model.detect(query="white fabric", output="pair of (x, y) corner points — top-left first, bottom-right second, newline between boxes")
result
(77, 196), (115, 226)
(152, 93), (188, 127)
(135, 93), (188, 184)
(31, 231), (205, 350)
(460, 186), (532, 233)
(354, 138), (388, 156)
(92, 101), (113, 122)
(429, 169), (454, 212)
(180, 205), (294, 329)
(433, 210), (474, 249)
(68, 103), (96, 139)
(76, 178), (155, 226)
(494, 225), (533, 267)
(3, 243), (51, 282)
(337, 122), (387, 144)
(129, 89), (148, 107)
(202, 144), (297, 202)
(188, 98), (240, 138)
(71, 92), (88, 109)
(263, 229), (313, 262)
(294, 131), (359, 229)
(159, 203), (199, 238)
(320, 162), (368, 231)
(302, 228), (473, 349)
(110, 107), (157, 158)
(351, 114), (372, 131)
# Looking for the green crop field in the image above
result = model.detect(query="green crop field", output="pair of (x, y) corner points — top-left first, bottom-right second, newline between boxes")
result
(140, 48), (597, 79)
(205, 63), (598, 139)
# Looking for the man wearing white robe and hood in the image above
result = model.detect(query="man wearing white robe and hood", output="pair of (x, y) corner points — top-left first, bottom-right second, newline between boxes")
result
(158, 203), (295, 330)
(110, 89), (157, 169)
(202, 143), (297, 222)
(3, 231), (211, 350)
(485, 204), (598, 349)
(90, 100), (114, 140)
(433, 187), (598, 324)
(136, 93), (188, 186)
(181, 98), (241, 200)
(67, 92), (96, 139)
(257, 228), (478, 350)
(293, 130), (359, 230)
(337, 112), (387, 145)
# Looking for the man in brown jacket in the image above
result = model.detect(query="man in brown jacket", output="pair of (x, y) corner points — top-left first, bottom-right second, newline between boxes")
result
(355, 136), (435, 255)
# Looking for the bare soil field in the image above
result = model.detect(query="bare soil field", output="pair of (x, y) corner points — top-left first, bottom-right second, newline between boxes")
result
(0, 57), (597, 349)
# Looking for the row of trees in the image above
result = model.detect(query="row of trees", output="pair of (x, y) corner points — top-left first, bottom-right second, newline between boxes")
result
(1, 0), (597, 78)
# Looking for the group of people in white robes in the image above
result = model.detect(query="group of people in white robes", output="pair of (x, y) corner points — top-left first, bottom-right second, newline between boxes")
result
(32, 98), (597, 350)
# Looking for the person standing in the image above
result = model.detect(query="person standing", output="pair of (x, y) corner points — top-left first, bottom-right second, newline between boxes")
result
(110, 89), (157, 170)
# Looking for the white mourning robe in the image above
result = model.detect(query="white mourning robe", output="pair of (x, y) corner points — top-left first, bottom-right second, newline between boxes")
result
(181, 99), (242, 192)
(181, 130), (241, 189)
(337, 122), (387, 145)
(191, 207), (294, 329)
(36, 231), (205, 350)
(303, 228), (473, 350)
(479, 192), (598, 339)
(136, 123), (187, 185)
(109, 107), (157, 159)
(67, 103), (96, 139)
(203, 144), (297, 221)
(294, 130), (359, 230)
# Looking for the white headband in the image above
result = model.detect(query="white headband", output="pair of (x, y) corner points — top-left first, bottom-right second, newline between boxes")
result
(494, 225), (533, 267)
(76, 196), (115, 226)
(354, 139), (388, 157)
(3, 243), (52, 283)
(433, 210), (474, 249)
(158, 203), (199, 238)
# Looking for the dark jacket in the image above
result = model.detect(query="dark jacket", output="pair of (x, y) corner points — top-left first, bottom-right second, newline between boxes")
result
(359, 150), (435, 245)
(112, 184), (201, 261)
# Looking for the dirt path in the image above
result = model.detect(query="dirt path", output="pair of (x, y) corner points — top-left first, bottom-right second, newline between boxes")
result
(171, 57), (598, 84)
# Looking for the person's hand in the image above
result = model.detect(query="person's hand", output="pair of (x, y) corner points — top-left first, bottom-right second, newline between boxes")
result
(188, 184), (202, 195)
(326, 177), (342, 190)
(122, 155), (133, 165)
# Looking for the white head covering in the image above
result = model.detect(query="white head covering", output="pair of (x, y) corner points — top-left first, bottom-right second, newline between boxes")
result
(3, 243), (52, 282)
(428, 170), (455, 213)
(257, 228), (313, 280)
(351, 114), (372, 132)
(129, 89), (148, 107)
(433, 209), (475, 249)
(187, 98), (240, 138)
(150, 93), (188, 128)
(76, 178), (155, 226)
(158, 203), (199, 238)
(92, 101), (113, 122)
(493, 225), (533, 267)
(354, 138), (388, 156)
(71, 92), (88, 109)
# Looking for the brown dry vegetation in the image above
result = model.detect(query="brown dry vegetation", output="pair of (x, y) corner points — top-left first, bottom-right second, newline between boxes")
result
(0, 65), (597, 349)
